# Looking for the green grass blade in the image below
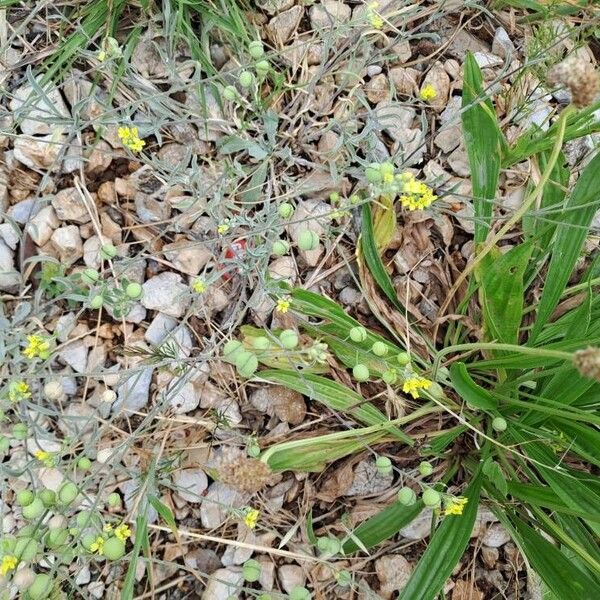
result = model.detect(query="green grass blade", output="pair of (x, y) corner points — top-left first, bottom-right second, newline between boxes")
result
(120, 514), (148, 600)
(449, 362), (497, 410)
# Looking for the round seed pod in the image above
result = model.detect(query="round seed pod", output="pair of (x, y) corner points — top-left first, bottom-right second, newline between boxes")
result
(352, 364), (370, 382)
(125, 282), (142, 299)
(272, 240), (290, 256)
(396, 352), (410, 365)
(418, 461), (433, 477)
(278, 203), (294, 219)
(1, 534), (16, 553)
(102, 389), (117, 403)
(103, 536), (126, 560)
(89, 295), (103, 309)
(380, 162), (394, 179)
(16, 490), (34, 507)
(58, 482), (78, 506)
(365, 163), (382, 183)
(100, 243), (118, 259)
(279, 329), (299, 349)
(78, 457), (92, 470)
(297, 230), (319, 251)
(13, 567), (35, 590)
(325, 537), (341, 555)
(47, 515), (67, 530)
(239, 70), (254, 88)
(223, 85), (238, 101)
(81, 532), (97, 551)
(248, 41), (264, 59)
(336, 570), (352, 587)
(39, 489), (56, 507)
(46, 528), (69, 549)
(107, 493), (121, 508)
(255, 60), (270, 76)
(22, 498), (45, 520)
(252, 337), (271, 351)
(349, 326), (367, 343)
(235, 351), (259, 378)
(81, 268), (99, 285)
(14, 537), (39, 561)
(43, 380), (63, 400)
(222, 340), (244, 362)
(382, 369), (398, 385)
(289, 587), (312, 600)
(422, 488), (441, 507)
(76, 511), (101, 529)
(397, 486), (417, 506)
(371, 341), (388, 356)
(0, 435), (9, 453)
(375, 456), (392, 475)
(242, 558), (261, 582)
(492, 417), (507, 432)
(28, 573), (52, 599)
(12, 423), (28, 440)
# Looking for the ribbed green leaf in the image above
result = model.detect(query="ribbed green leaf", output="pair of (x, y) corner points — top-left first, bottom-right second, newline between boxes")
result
(449, 362), (497, 409)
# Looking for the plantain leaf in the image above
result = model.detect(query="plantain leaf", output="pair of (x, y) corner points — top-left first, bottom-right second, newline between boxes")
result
(449, 362), (497, 409)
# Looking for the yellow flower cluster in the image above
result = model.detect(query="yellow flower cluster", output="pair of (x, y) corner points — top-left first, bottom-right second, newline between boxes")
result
(0, 555), (17, 575)
(402, 376), (432, 399)
(399, 174), (437, 211)
(444, 496), (468, 516)
(276, 297), (291, 314)
(115, 523), (132, 542)
(8, 380), (31, 403)
(419, 84), (437, 101)
(90, 536), (105, 555)
(367, 2), (384, 29)
(217, 221), (230, 235)
(117, 126), (146, 153)
(243, 508), (260, 529)
(192, 279), (207, 294)
(23, 335), (51, 360)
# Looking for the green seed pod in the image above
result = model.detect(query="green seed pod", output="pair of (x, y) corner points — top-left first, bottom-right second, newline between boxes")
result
(47, 515), (67, 530)
(12, 422), (28, 439)
(242, 558), (261, 582)
(382, 369), (398, 385)
(297, 229), (319, 251)
(371, 341), (388, 356)
(222, 340), (244, 363)
(365, 163), (382, 184)
(76, 511), (101, 529)
(17, 490), (34, 507)
(107, 492), (121, 508)
(0, 435), (9, 453)
(279, 329), (299, 350)
(81, 532), (97, 551)
(422, 488), (441, 507)
(239, 70), (254, 88)
(78, 456), (92, 470)
(89, 295), (104, 309)
(28, 573), (52, 599)
(352, 364), (370, 382)
(349, 326), (367, 343)
(492, 417), (507, 432)
(103, 536), (126, 560)
(396, 352), (410, 365)
(22, 498), (45, 520)
(255, 60), (270, 76)
(125, 282), (143, 299)
(100, 243), (118, 259)
(39, 489), (56, 507)
(46, 527), (69, 549)
(82, 268), (100, 285)
(336, 570), (352, 587)
(247, 440), (260, 458)
(375, 456), (392, 475)
(418, 461), (433, 477)
(380, 162), (394, 179)
(257, 595), (272, 600)
(278, 203), (294, 219)
(272, 240), (290, 256)
(397, 486), (416, 506)
(1, 535), (15, 554)
(329, 192), (340, 203)
(325, 537), (341, 555)
(235, 351), (258, 378)
(252, 336), (271, 350)
(14, 537), (39, 562)
(13, 567), (35, 590)
(16, 525), (36, 539)
(248, 40), (264, 60)
(223, 85), (238, 102)
(290, 586), (312, 600)
(58, 481), (78, 506)
(58, 547), (76, 564)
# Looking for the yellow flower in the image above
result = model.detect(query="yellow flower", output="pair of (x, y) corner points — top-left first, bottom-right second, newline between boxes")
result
(103, 523), (113, 533)
(275, 298), (291, 313)
(402, 376), (432, 399)
(243, 508), (260, 529)
(398, 174), (437, 211)
(8, 380), (31, 403)
(34, 450), (50, 462)
(98, 49), (107, 62)
(90, 536), (105, 555)
(192, 279), (207, 294)
(117, 126), (146, 153)
(0, 555), (17, 575)
(217, 222), (230, 235)
(114, 523), (132, 542)
(444, 496), (468, 516)
(23, 335), (51, 360)
(420, 84), (437, 101)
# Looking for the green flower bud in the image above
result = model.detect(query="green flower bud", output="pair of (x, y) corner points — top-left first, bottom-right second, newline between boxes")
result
(397, 486), (416, 506)
(235, 351), (258, 378)
(336, 570), (352, 587)
(104, 536), (126, 560)
(382, 369), (397, 385)
(82, 268), (100, 285)
(125, 282), (142, 299)
(78, 456), (92, 470)
(239, 70), (254, 88)
(352, 364), (370, 382)
(242, 558), (261, 582)
(247, 440), (261, 458)
(12, 422), (28, 439)
(279, 329), (299, 349)
(39, 489), (57, 507)
(58, 481), (78, 506)
(272, 240), (290, 256)
(380, 162), (394, 179)
(492, 417), (507, 432)
(422, 488), (441, 507)
(255, 60), (270, 76)
(349, 326), (367, 343)
(22, 498), (45, 520)
(365, 163), (382, 183)
(107, 492), (121, 508)
(223, 85), (238, 102)
(375, 455), (392, 475)
(252, 336), (271, 350)
(222, 340), (244, 363)
(29, 573), (52, 599)
(418, 461), (433, 477)
(248, 40), (264, 60)
(100, 243), (118, 259)
(290, 586), (311, 600)
(17, 490), (34, 507)
(371, 341), (388, 356)
(297, 229), (319, 251)
(14, 537), (38, 562)
(89, 294), (103, 309)
(329, 192), (340, 203)
(12, 567), (35, 590)
(396, 352), (410, 365)
(278, 203), (294, 219)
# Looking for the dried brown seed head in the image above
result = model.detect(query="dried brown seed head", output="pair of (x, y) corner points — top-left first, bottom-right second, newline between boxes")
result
(548, 56), (599, 108)
(573, 347), (600, 382)
(217, 447), (273, 493)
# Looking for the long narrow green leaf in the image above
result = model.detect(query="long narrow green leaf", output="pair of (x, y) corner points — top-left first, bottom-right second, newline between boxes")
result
(121, 514), (148, 600)
(449, 362), (497, 410)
